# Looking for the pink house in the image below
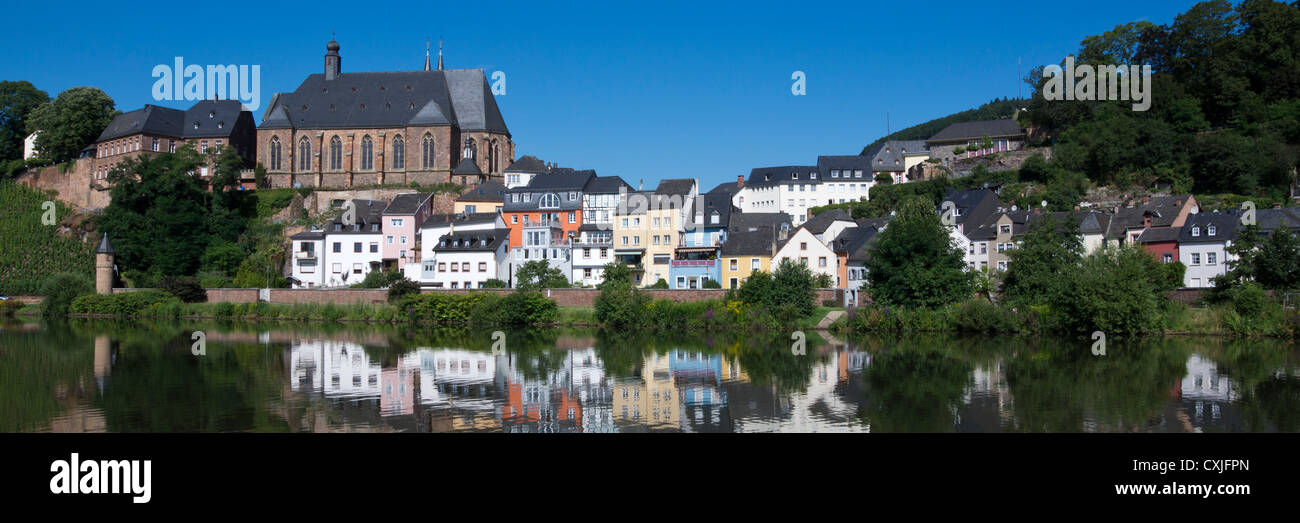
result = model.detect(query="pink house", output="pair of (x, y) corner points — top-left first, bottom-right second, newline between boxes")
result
(381, 192), (434, 269)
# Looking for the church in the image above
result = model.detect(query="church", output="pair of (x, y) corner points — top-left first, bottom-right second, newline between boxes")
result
(256, 39), (514, 188)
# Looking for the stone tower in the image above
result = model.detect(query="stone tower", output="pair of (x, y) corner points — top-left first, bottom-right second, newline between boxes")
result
(95, 233), (115, 294)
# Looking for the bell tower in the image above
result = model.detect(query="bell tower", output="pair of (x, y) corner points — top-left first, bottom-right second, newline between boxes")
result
(324, 38), (341, 80)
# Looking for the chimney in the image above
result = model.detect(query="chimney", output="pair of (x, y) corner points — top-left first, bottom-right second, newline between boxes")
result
(737, 175), (745, 188)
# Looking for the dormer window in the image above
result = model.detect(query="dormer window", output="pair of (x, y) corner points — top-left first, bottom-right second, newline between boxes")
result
(193, 122), (200, 129)
(208, 111), (215, 118)
(539, 193), (559, 209)
(1208, 225), (1217, 236)
(1192, 226), (1201, 237)
(792, 173), (799, 180)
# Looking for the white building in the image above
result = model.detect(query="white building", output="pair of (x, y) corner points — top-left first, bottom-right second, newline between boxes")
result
(289, 229), (327, 288)
(1179, 212), (1237, 288)
(732, 156), (873, 226)
(773, 226), (838, 281)
(416, 212), (506, 283)
(572, 226), (615, 287)
(510, 221), (572, 287)
(426, 229), (511, 289)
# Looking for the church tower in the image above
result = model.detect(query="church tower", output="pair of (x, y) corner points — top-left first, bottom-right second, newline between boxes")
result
(324, 39), (341, 80)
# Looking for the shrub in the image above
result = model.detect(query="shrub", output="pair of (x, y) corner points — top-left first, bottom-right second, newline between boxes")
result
(649, 278), (670, 289)
(158, 275), (207, 303)
(702, 279), (722, 289)
(39, 272), (94, 316)
(70, 290), (179, 316)
(952, 299), (1018, 333)
(358, 270), (405, 289)
(482, 278), (508, 289)
(594, 286), (651, 328)
(387, 278), (421, 303)
(476, 291), (558, 325)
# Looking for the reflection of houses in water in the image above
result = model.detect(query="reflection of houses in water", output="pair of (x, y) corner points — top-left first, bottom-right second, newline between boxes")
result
(671, 349), (731, 432)
(418, 348), (502, 432)
(957, 360), (1014, 432)
(569, 348), (615, 433)
(1170, 354), (1242, 432)
(290, 340), (383, 398)
(612, 351), (679, 431)
(733, 349), (868, 433)
(498, 350), (587, 433)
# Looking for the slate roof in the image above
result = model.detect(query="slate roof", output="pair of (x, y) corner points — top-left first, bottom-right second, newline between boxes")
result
(383, 192), (432, 214)
(1179, 212), (1239, 243)
(721, 228), (777, 256)
(816, 155), (872, 178)
(96, 233), (114, 254)
(863, 141), (928, 172)
(655, 178), (696, 198)
(1106, 195), (1196, 239)
(503, 171), (594, 212)
(433, 228), (510, 252)
(927, 119), (1026, 143)
(746, 165), (820, 187)
(1254, 208), (1300, 234)
(1136, 227), (1182, 243)
(583, 175), (632, 194)
(328, 199), (387, 232)
(98, 99), (252, 144)
(421, 212), (501, 229)
(258, 67), (509, 134)
(456, 181), (507, 202)
(290, 230), (325, 241)
(693, 193), (734, 229)
(706, 180), (743, 197)
(505, 155), (550, 173)
(802, 208), (855, 235)
(452, 156), (483, 175)
(941, 188), (999, 227)
(729, 212), (793, 233)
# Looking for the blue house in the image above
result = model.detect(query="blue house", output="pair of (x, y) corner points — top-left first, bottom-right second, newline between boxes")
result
(669, 193), (732, 288)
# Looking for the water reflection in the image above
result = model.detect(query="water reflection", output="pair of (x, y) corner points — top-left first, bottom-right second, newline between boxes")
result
(2, 320), (1298, 433)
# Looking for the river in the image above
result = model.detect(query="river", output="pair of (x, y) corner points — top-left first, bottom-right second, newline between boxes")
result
(2, 319), (1297, 432)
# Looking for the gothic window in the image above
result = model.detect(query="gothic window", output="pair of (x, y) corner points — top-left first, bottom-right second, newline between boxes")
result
(360, 135), (373, 170)
(422, 133), (435, 169)
(329, 136), (342, 171)
(298, 137), (311, 171)
(269, 137), (281, 170)
(392, 135), (404, 169)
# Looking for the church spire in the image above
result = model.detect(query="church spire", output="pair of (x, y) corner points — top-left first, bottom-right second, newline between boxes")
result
(424, 38), (431, 71)
(437, 38), (444, 70)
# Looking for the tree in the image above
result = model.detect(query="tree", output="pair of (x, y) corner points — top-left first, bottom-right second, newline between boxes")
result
(26, 87), (117, 163)
(865, 195), (972, 308)
(1219, 225), (1300, 293)
(515, 260), (568, 290)
(597, 262), (634, 290)
(482, 278), (508, 289)
(98, 146), (211, 277)
(40, 272), (93, 317)
(1002, 214), (1084, 306)
(1053, 244), (1174, 334)
(0, 81), (50, 162)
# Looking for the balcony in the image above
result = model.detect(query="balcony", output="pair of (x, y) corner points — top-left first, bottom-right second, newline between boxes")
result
(670, 259), (718, 268)
(295, 251), (317, 260)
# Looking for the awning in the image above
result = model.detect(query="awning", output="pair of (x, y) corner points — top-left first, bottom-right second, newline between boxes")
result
(674, 246), (718, 253)
(614, 248), (645, 254)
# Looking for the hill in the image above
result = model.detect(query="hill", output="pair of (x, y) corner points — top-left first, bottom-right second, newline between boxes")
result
(860, 98), (1027, 155)
(0, 182), (95, 295)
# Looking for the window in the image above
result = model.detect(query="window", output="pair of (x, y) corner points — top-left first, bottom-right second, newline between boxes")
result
(1000, 224), (1011, 234)
(152, 137), (160, 152)
(462, 262), (470, 272)
(997, 261), (1008, 271)
(584, 268), (592, 278)
(392, 135), (404, 169)
(1163, 253), (1173, 263)
(352, 263), (362, 274)
(268, 137), (281, 170)
(332, 242), (341, 253)
(370, 242), (378, 253)
(1191, 253), (1201, 265)
(360, 135), (373, 170)
(729, 259), (738, 270)
(653, 236), (660, 245)
(819, 256), (827, 267)
(438, 263), (446, 272)
(451, 263), (459, 272)
(1192, 227), (1200, 237)
(800, 242), (807, 250)
(1208, 225), (1217, 236)
(328, 136), (342, 171)
(569, 212), (576, 223)
(332, 263), (342, 273)
(1208, 252), (1217, 265)
(540, 193), (560, 208)
(386, 236), (394, 244)
(512, 215), (518, 224)
(800, 257), (808, 266)
(298, 137), (311, 170)
(422, 133), (435, 169)
(751, 258), (760, 270)
(676, 277), (686, 288)
(400, 235), (408, 245)
(353, 242), (362, 253)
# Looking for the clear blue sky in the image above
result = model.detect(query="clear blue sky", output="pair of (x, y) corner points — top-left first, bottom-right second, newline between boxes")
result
(3, 0), (1198, 191)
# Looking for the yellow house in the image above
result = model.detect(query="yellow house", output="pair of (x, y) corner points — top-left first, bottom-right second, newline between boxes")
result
(720, 228), (777, 289)
(612, 190), (653, 285)
(453, 180), (506, 214)
(638, 180), (696, 287)
(611, 351), (679, 429)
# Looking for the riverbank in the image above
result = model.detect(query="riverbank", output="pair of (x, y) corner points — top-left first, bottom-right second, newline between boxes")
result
(26, 289), (841, 331)
(831, 299), (1300, 338)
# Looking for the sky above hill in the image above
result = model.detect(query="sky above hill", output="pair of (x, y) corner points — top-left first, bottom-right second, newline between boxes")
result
(3, 0), (1201, 191)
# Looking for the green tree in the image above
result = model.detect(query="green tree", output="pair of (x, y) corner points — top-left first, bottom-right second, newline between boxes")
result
(1053, 244), (1174, 334)
(0, 81), (50, 163)
(514, 260), (568, 290)
(597, 262), (634, 290)
(98, 146), (211, 276)
(39, 272), (93, 316)
(866, 195), (972, 308)
(1002, 214), (1084, 306)
(26, 86), (117, 163)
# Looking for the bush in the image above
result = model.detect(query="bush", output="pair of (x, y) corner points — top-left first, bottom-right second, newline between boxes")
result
(649, 278), (669, 289)
(594, 286), (652, 328)
(952, 299), (1019, 333)
(387, 278), (421, 303)
(70, 290), (180, 316)
(358, 270), (405, 289)
(702, 279), (722, 289)
(158, 275), (207, 303)
(482, 278), (508, 289)
(39, 272), (94, 316)
(474, 291), (558, 325)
